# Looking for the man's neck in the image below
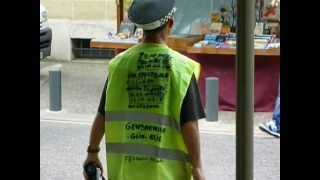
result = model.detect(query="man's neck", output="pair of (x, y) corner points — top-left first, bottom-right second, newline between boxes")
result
(142, 34), (166, 44)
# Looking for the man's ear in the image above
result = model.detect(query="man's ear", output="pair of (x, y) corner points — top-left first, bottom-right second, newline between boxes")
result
(168, 19), (174, 29)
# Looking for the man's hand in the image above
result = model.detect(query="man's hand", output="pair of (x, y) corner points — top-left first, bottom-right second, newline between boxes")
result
(181, 120), (205, 180)
(192, 167), (206, 180)
(83, 153), (103, 180)
(84, 113), (105, 179)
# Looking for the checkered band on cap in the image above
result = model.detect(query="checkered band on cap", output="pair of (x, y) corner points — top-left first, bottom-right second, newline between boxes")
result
(135, 7), (177, 30)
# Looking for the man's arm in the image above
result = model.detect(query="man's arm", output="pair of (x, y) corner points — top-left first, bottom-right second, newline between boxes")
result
(88, 112), (105, 149)
(180, 74), (206, 180)
(182, 120), (205, 180)
(88, 78), (108, 149)
(83, 113), (105, 175)
(83, 79), (108, 179)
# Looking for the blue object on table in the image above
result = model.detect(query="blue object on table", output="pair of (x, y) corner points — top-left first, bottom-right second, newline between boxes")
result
(204, 34), (218, 41)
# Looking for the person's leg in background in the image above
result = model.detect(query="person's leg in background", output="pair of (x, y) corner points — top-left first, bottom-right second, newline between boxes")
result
(259, 82), (280, 138)
(272, 94), (280, 133)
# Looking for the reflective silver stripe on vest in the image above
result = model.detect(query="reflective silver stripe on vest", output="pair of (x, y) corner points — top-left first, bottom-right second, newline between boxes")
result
(106, 143), (190, 162)
(106, 112), (180, 131)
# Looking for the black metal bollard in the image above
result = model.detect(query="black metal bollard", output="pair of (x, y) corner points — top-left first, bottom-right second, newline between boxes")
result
(205, 77), (219, 121)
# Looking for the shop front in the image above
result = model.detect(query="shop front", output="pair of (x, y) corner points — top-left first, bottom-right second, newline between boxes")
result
(91, 0), (280, 112)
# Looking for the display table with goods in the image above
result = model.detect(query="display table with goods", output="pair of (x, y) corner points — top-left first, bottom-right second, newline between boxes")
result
(91, 32), (279, 112)
(91, 34), (280, 56)
(182, 33), (279, 112)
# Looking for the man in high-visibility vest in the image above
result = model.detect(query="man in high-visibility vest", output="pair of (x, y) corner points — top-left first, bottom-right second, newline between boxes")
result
(83, 0), (206, 179)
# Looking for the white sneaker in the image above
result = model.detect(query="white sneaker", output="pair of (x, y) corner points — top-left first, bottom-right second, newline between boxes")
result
(259, 120), (280, 138)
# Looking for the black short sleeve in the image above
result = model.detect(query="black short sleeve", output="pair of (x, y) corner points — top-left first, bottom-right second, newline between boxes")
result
(179, 74), (206, 126)
(97, 74), (206, 126)
(97, 79), (107, 116)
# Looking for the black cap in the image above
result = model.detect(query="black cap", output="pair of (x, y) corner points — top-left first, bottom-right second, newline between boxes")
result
(128, 0), (176, 30)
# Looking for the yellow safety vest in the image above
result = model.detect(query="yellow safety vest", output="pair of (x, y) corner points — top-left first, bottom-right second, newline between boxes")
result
(105, 43), (200, 180)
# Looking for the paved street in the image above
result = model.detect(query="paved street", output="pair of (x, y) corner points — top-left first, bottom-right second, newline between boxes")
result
(40, 59), (279, 180)
(40, 120), (279, 180)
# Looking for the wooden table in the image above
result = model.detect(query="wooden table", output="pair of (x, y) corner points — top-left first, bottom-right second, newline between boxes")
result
(186, 46), (280, 56)
(90, 40), (136, 50)
(90, 39), (280, 56)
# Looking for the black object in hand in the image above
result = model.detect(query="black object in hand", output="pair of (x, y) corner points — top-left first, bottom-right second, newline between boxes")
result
(84, 163), (105, 180)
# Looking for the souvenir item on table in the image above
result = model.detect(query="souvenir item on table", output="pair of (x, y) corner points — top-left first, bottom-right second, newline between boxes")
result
(254, 38), (269, 49)
(104, 20), (140, 42)
(204, 34), (218, 41)
(220, 6), (231, 34)
(134, 28), (143, 40)
(271, 0), (280, 7)
(227, 33), (236, 39)
(190, 20), (203, 35)
(204, 34), (218, 45)
(210, 23), (222, 34)
(266, 42), (280, 49)
(268, 22), (279, 36)
(263, 5), (277, 19)
(215, 34), (227, 43)
(219, 43), (230, 48)
(211, 11), (221, 23)
(106, 32), (113, 39)
(270, 36), (280, 43)
(201, 22), (210, 35)
(262, 0), (280, 22)
(226, 40), (236, 48)
(209, 11), (222, 33)
(220, 26), (231, 34)
(119, 21), (135, 37)
(191, 19), (210, 35)
(193, 40), (209, 48)
(116, 32), (130, 39)
(255, 22), (264, 35)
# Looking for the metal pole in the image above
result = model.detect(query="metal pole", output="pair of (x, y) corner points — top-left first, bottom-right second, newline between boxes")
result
(205, 77), (219, 122)
(236, 0), (255, 180)
(49, 65), (62, 112)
